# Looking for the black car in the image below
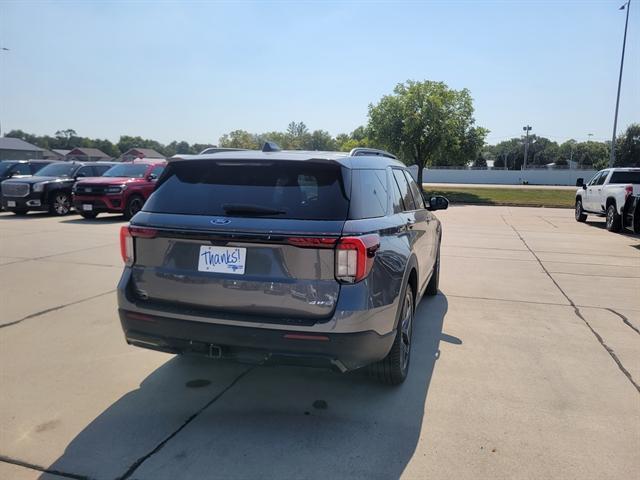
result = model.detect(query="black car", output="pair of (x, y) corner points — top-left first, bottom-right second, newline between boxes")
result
(0, 160), (57, 182)
(1, 161), (117, 215)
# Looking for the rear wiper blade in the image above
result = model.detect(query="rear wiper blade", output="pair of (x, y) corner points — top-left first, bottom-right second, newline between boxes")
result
(222, 204), (286, 216)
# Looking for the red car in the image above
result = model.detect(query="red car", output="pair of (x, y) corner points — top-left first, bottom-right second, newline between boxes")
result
(72, 160), (166, 219)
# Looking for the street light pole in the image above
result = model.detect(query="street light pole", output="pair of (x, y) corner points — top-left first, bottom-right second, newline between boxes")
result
(610, 0), (631, 168)
(523, 125), (532, 169)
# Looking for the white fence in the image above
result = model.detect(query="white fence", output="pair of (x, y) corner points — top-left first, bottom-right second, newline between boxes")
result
(422, 168), (597, 186)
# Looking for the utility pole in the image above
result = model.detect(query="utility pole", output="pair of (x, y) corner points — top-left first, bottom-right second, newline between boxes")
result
(610, 0), (631, 168)
(522, 125), (532, 169)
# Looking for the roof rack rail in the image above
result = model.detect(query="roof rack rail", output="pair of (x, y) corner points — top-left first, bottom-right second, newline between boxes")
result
(348, 147), (397, 159)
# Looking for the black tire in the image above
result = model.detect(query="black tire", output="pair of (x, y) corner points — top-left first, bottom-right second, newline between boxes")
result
(425, 246), (440, 296)
(575, 199), (587, 222)
(80, 211), (98, 219)
(123, 195), (144, 220)
(369, 286), (414, 385)
(12, 209), (28, 216)
(606, 204), (622, 232)
(49, 191), (71, 216)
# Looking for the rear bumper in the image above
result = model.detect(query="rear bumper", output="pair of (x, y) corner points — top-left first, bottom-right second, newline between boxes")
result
(119, 308), (395, 372)
(73, 195), (124, 213)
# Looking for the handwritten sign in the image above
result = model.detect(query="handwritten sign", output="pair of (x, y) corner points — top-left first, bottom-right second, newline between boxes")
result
(198, 246), (246, 274)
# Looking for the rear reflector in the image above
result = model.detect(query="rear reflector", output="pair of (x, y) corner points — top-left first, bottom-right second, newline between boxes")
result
(284, 333), (330, 341)
(123, 311), (156, 322)
(129, 226), (158, 238)
(335, 234), (380, 283)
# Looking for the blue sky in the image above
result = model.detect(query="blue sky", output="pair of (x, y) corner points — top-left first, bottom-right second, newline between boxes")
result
(0, 0), (638, 146)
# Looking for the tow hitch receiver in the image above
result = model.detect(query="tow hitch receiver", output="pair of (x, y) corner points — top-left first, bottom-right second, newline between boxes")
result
(208, 345), (223, 359)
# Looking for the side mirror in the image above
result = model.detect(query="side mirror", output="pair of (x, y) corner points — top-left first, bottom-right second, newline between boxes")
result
(428, 195), (449, 211)
(576, 178), (584, 187)
(147, 173), (158, 181)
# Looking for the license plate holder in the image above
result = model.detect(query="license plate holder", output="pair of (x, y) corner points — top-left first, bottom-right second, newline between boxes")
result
(7, 201), (16, 207)
(82, 204), (93, 211)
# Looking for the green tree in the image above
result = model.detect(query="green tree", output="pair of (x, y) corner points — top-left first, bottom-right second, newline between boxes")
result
(615, 123), (640, 167)
(367, 80), (487, 187)
(218, 130), (260, 149)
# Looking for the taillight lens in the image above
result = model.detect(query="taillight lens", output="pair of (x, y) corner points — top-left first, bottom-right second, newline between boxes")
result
(335, 234), (380, 283)
(120, 226), (134, 266)
(120, 226), (158, 266)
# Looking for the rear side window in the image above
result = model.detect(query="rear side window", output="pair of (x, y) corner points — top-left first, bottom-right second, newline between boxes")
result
(349, 169), (388, 219)
(609, 171), (640, 184)
(145, 160), (349, 220)
(392, 169), (416, 211)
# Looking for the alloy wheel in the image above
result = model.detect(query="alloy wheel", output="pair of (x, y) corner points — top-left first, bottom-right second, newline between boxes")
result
(54, 194), (70, 215)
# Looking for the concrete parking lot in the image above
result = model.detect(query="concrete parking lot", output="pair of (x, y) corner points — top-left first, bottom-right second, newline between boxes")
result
(1, 206), (638, 480)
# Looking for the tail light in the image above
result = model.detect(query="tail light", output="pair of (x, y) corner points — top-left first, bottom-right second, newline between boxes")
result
(120, 227), (134, 266)
(625, 185), (633, 200)
(120, 226), (158, 266)
(335, 234), (380, 283)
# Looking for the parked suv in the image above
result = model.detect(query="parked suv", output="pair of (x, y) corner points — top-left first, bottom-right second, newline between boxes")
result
(0, 160), (57, 182)
(1, 161), (116, 215)
(73, 159), (166, 220)
(117, 147), (448, 384)
(575, 168), (640, 232)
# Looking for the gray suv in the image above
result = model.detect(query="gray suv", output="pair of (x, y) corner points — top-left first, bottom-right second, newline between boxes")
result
(117, 147), (448, 384)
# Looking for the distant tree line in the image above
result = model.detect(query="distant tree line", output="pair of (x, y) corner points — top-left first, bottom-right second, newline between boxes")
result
(5, 79), (638, 173)
(477, 123), (639, 170)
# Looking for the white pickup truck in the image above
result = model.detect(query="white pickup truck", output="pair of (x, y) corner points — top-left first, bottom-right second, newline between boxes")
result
(575, 168), (640, 232)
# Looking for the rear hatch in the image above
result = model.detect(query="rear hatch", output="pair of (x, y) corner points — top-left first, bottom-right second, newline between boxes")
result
(128, 158), (350, 322)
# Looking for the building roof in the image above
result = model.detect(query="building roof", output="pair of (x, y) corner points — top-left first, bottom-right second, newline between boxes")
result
(52, 149), (71, 156)
(67, 147), (111, 158)
(0, 137), (45, 152)
(121, 148), (165, 159)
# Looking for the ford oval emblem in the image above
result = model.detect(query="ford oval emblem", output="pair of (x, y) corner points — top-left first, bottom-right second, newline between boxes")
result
(210, 218), (231, 225)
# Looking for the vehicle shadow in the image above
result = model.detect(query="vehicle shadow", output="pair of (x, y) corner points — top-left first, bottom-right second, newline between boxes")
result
(61, 215), (127, 225)
(42, 294), (451, 480)
(586, 219), (640, 238)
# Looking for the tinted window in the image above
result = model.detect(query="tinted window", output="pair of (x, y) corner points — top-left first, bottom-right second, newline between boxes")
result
(0, 162), (15, 175)
(13, 163), (31, 175)
(30, 163), (50, 174)
(93, 164), (113, 176)
(36, 163), (78, 177)
(149, 165), (165, 180)
(146, 160), (349, 220)
(103, 164), (149, 178)
(596, 171), (608, 185)
(391, 171), (405, 213)
(403, 170), (425, 209)
(349, 169), (388, 219)
(588, 171), (603, 186)
(75, 166), (93, 178)
(609, 171), (640, 184)
(392, 169), (416, 211)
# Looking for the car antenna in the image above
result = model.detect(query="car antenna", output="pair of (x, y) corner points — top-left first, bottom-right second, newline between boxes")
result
(262, 141), (281, 152)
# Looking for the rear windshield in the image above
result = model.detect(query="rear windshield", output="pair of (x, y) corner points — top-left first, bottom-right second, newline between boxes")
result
(609, 171), (640, 184)
(103, 164), (149, 178)
(145, 160), (349, 220)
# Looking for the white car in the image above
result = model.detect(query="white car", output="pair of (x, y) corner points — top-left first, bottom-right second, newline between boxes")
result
(575, 168), (640, 232)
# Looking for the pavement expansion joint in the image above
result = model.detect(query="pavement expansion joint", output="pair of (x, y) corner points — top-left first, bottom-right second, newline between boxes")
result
(502, 216), (640, 394)
(116, 366), (255, 480)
